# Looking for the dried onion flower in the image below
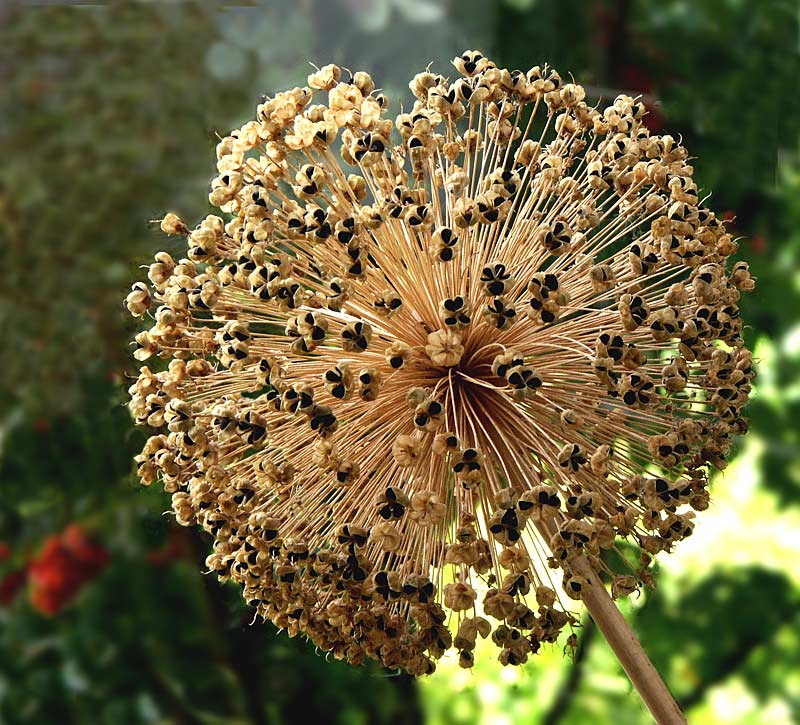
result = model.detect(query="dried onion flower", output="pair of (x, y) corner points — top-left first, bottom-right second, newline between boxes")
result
(126, 49), (754, 680)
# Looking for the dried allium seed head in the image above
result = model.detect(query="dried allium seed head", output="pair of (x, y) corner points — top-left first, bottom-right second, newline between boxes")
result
(127, 51), (754, 676)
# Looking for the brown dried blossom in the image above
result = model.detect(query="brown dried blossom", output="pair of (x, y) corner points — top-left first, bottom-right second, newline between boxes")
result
(127, 50), (754, 676)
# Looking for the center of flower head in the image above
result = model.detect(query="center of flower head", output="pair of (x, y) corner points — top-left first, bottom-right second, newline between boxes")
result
(424, 328), (464, 368)
(126, 49), (755, 677)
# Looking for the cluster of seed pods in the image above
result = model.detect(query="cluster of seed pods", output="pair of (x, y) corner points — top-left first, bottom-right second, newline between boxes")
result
(127, 50), (754, 675)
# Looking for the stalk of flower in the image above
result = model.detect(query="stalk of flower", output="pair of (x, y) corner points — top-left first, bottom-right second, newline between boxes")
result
(126, 50), (754, 722)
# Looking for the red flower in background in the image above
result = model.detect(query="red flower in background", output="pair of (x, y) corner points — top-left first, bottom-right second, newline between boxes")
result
(61, 524), (109, 575)
(749, 234), (766, 253)
(0, 568), (27, 605)
(146, 526), (189, 567)
(0, 540), (26, 606)
(28, 525), (108, 615)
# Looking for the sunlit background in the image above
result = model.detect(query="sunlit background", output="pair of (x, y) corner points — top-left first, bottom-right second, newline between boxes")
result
(1, 1), (799, 723)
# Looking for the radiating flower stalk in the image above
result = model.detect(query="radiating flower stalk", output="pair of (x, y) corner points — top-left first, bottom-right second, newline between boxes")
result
(126, 50), (754, 722)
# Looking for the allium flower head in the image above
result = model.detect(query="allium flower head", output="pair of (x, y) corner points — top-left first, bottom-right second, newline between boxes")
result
(127, 50), (755, 675)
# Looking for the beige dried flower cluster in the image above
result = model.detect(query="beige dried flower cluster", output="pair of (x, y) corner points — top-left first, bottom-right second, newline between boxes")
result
(127, 50), (755, 675)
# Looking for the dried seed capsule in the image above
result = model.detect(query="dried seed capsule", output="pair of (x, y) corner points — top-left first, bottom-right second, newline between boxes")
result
(480, 262), (515, 296)
(439, 296), (471, 329)
(341, 320), (372, 352)
(482, 297), (517, 330)
(385, 341), (411, 369)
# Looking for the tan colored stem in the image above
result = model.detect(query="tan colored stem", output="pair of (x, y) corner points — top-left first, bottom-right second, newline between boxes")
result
(572, 557), (687, 724)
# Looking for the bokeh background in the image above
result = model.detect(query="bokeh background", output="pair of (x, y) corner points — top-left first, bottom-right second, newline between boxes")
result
(1, 1), (799, 723)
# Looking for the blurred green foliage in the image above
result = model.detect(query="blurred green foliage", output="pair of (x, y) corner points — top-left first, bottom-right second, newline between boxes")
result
(0, 2), (246, 416)
(1, 0), (798, 723)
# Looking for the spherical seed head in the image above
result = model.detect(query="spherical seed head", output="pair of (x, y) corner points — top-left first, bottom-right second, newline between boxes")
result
(127, 52), (755, 675)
